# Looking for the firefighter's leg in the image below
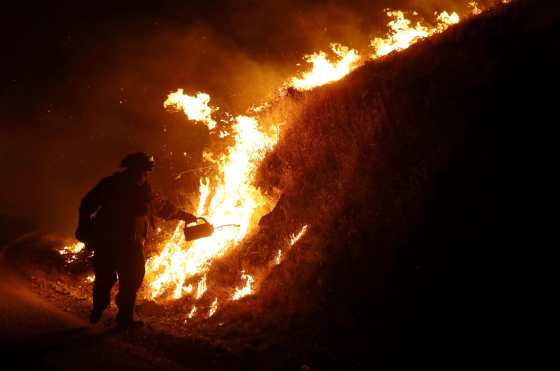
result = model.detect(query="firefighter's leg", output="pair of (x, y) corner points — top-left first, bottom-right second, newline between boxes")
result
(91, 252), (117, 323)
(115, 247), (145, 327)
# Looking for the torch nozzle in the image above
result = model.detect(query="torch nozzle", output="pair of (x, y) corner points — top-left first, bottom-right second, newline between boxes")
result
(214, 224), (241, 231)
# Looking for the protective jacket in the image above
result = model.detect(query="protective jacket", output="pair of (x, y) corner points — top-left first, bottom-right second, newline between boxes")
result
(76, 170), (192, 249)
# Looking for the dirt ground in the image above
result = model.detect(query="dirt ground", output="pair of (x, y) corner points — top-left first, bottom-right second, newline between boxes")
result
(0, 235), (247, 371)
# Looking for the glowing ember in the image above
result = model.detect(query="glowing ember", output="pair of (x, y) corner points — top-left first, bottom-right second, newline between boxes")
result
(188, 305), (197, 319)
(59, 242), (85, 255)
(58, 242), (86, 263)
(208, 298), (219, 317)
(195, 276), (207, 300)
(468, 1), (482, 15)
(164, 89), (218, 130)
(183, 284), (193, 294)
(275, 249), (283, 265)
(289, 43), (361, 91)
(289, 225), (309, 246)
(435, 11), (460, 32)
(232, 271), (255, 300)
(371, 10), (460, 59)
(85, 274), (95, 283)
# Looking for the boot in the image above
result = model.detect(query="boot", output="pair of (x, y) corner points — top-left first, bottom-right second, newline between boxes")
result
(89, 307), (104, 324)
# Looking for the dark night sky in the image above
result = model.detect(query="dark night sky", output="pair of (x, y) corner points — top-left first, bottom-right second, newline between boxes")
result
(0, 0), (480, 234)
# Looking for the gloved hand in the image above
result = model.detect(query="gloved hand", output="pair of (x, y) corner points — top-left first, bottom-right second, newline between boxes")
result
(176, 210), (198, 224)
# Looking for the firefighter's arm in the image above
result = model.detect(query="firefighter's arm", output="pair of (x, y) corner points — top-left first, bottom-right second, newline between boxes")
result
(151, 192), (197, 223)
(76, 177), (110, 242)
(174, 210), (198, 224)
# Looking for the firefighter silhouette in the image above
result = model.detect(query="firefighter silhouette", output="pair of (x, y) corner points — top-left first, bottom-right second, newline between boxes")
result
(76, 152), (197, 329)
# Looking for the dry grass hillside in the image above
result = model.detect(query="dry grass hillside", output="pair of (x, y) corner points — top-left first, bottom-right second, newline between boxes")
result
(1, 1), (555, 370)
(213, 0), (557, 368)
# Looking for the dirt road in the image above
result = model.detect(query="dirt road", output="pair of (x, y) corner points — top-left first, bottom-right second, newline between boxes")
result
(0, 257), (194, 371)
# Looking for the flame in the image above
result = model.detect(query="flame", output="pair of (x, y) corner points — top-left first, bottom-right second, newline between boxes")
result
(272, 226), (309, 268)
(59, 242), (85, 255)
(288, 9), (465, 91)
(289, 225), (309, 246)
(188, 305), (197, 319)
(371, 10), (460, 59)
(85, 274), (95, 283)
(232, 271), (255, 300)
(147, 4), (471, 306)
(58, 242), (86, 263)
(195, 276), (207, 300)
(52, 1), (507, 324)
(183, 284), (193, 294)
(164, 89), (218, 130)
(146, 93), (278, 301)
(435, 11), (461, 31)
(208, 298), (219, 317)
(289, 43), (361, 91)
(145, 223), (190, 299)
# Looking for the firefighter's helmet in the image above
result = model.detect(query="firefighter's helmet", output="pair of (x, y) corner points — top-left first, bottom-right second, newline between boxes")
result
(120, 152), (155, 171)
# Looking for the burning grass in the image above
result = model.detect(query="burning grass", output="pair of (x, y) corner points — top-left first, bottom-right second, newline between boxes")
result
(28, 0), (551, 368)
(50, 0), (517, 328)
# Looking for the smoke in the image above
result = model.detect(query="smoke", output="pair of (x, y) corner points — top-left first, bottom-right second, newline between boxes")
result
(0, 0), (475, 235)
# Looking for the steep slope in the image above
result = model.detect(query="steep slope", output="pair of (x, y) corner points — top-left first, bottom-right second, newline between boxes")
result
(215, 0), (557, 369)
